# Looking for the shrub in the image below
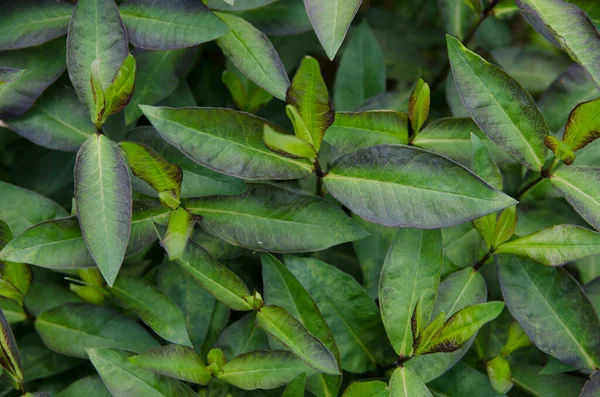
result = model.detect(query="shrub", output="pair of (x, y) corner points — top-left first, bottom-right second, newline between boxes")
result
(0, 0), (600, 396)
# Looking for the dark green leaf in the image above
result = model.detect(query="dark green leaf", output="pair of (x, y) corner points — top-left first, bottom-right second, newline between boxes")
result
(428, 362), (504, 397)
(129, 345), (211, 385)
(19, 334), (80, 382)
(215, 312), (269, 359)
(59, 376), (112, 397)
(511, 364), (585, 397)
(551, 166), (600, 230)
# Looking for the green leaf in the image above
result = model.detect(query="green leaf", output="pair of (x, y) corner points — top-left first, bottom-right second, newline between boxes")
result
(215, 312), (269, 359)
(437, 0), (480, 40)
(261, 254), (340, 397)
(471, 134), (503, 191)
(218, 350), (312, 390)
(414, 312), (445, 356)
(19, 334), (81, 382)
(161, 208), (194, 260)
(74, 133), (132, 286)
(486, 356), (513, 394)
(511, 364), (585, 397)
(380, 229), (442, 358)
(447, 35), (548, 171)
(324, 111), (409, 153)
(0, 67), (25, 83)
(88, 348), (197, 397)
(59, 376), (111, 397)
(500, 321), (531, 356)
(222, 69), (273, 113)
(90, 61), (106, 128)
(406, 267), (487, 382)
(102, 54), (136, 122)
(342, 381), (389, 397)
(582, 371), (600, 397)
(124, 48), (194, 126)
(494, 206), (517, 247)
(0, 38), (66, 118)
(286, 56), (333, 151)
(0, 181), (67, 236)
(119, 0), (228, 50)
(256, 305), (339, 375)
(35, 303), (159, 359)
(517, 0), (600, 89)
(323, 145), (517, 228)
(215, 12), (289, 100)
(0, 310), (23, 390)
(496, 224), (600, 266)
(0, 0), (73, 50)
(388, 367), (433, 397)
(4, 84), (95, 152)
(186, 184), (367, 252)
(563, 97), (600, 153)
(551, 166), (600, 230)
(120, 141), (183, 209)
(263, 124), (317, 160)
(285, 256), (390, 373)
(129, 345), (211, 385)
(497, 255), (600, 371)
(420, 302), (504, 354)
(427, 362), (505, 397)
(282, 373), (306, 397)
(140, 106), (313, 180)
(408, 79), (431, 135)
(304, 0), (361, 60)
(334, 21), (385, 111)
(24, 281), (83, 317)
(66, 0), (129, 119)
(545, 135), (576, 165)
(175, 240), (252, 311)
(109, 276), (191, 347)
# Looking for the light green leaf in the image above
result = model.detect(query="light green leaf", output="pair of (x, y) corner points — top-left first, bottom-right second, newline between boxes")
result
(175, 240), (252, 311)
(447, 35), (548, 171)
(380, 229), (442, 358)
(129, 345), (211, 385)
(545, 135), (576, 165)
(90, 60), (106, 128)
(74, 133), (132, 286)
(119, 0), (228, 50)
(35, 303), (159, 359)
(494, 206), (517, 248)
(282, 373), (306, 397)
(334, 21), (385, 111)
(324, 111), (409, 153)
(110, 276), (191, 347)
(222, 69), (273, 113)
(215, 12), (289, 99)
(263, 124), (317, 160)
(551, 166), (600, 230)
(140, 106), (313, 180)
(285, 256), (390, 373)
(218, 350), (313, 390)
(161, 208), (194, 260)
(0, 310), (23, 390)
(498, 255), (600, 371)
(103, 54), (136, 121)
(323, 145), (517, 228)
(186, 184), (367, 252)
(88, 348), (197, 397)
(486, 356), (513, 394)
(563, 97), (600, 153)
(517, 0), (600, 89)
(256, 305), (340, 375)
(0, 0), (73, 50)
(342, 381), (389, 397)
(286, 56), (333, 150)
(408, 79), (431, 134)
(500, 321), (532, 357)
(66, 0), (129, 118)
(304, 0), (362, 60)
(437, 0), (480, 40)
(414, 312), (445, 356)
(496, 224), (600, 266)
(389, 367), (433, 397)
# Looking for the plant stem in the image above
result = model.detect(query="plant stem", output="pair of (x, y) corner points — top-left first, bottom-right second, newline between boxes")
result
(473, 249), (494, 271)
(314, 159), (326, 197)
(515, 174), (546, 201)
(430, 0), (502, 91)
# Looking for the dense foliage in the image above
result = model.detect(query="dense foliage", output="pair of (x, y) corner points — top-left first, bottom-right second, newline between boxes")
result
(1, 0), (600, 396)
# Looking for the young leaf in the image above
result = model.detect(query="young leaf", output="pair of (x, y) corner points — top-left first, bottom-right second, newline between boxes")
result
(74, 133), (132, 286)
(218, 350), (312, 390)
(486, 355), (513, 393)
(119, 0), (228, 50)
(66, 0), (129, 118)
(517, 0), (600, 89)
(286, 256), (390, 373)
(256, 305), (340, 375)
(496, 224), (600, 266)
(88, 348), (197, 397)
(186, 184), (367, 253)
(263, 124), (317, 160)
(215, 12), (289, 100)
(419, 302), (504, 354)
(0, 310), (23, 391)
(175, 240), (252, 311)
(413, 312), (445, 356)
(304, 0), (362, 60)
(498, 255), (600, 371)
(380, 229), (443, 358)
(545, 135), (576, 165)
(0, 0), (73, 50)
(388, 367), (433, 397)
(342, 381), (389, 397)
(35, 303), (159, 359)
(501, 321), (532, 357)
(129, 345), (211, 385)
(323, 145), (517, 228)
(408, 79), (431, 135)
(551, 166), (600, 230)
(120, 141), (183, 209)
(334, 21), (385, 111)
(161, 208), (194, 260)
(109, 276), (192, 347)
(90, 61), (106, 128)
(324, 111), (409, 153)
(222, 70), (273, 113)
(102, 54), (136, 122)
(286, 56), (333, 151)
(563, 97), (600, 153)
(447, 35), (549, 171)
(140, 106), (313, 180)
(494, 206), (517, 247)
